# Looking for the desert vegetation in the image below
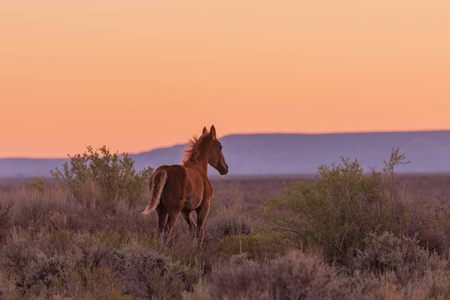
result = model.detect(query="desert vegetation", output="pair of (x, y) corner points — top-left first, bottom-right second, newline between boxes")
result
(0, 147), (449, 299)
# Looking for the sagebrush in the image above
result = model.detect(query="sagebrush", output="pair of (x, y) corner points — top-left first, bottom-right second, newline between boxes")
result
(260, 147), (449, 264)
(51, 146), (153, 209)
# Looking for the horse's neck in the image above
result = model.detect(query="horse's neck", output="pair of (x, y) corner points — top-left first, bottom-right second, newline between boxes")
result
(198, 158), (208, 174)
(183, 155), (208, 175)
(196, 141), (211, 174)
(183, 138), (211, 174)
(185, 159), (208, 175)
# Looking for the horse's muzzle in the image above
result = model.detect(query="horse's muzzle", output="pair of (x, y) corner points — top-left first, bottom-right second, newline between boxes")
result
(219, 163), (229, 175)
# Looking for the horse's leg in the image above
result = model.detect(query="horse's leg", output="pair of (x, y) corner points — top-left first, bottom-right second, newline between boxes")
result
(162, 212), (179, 244)
(181, 209), (197, 233)
(181, 209), (197, 246)
(156, 206), (168, 245)
(195, 201), (210, 247)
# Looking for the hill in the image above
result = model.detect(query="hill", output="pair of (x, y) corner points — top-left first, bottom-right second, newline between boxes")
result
(1, 130), (450, 178)
(133, 131), (450, 175)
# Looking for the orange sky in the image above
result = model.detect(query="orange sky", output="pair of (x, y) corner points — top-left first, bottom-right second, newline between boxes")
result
(1, 1), (450, 158)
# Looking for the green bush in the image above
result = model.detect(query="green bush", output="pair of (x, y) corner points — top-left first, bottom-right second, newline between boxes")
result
(260, 148), (425, 264)
(51, 146), (153, 210)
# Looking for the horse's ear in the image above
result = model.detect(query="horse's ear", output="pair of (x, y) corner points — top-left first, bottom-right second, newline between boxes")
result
(202, 127), (208, 135)
(210, 125), (216, 139)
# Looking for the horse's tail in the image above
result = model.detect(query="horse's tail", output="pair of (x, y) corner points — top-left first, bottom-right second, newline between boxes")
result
(142, 170), (168, 215)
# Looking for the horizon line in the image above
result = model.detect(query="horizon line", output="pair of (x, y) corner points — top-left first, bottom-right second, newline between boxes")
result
(1, 128), (449, 160)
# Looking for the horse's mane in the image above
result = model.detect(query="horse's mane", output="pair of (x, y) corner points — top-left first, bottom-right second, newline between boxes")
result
(182, 133), (207, 164)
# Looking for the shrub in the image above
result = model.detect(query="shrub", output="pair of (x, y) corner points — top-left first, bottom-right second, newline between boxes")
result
(182, 279), (211, 300)
(22, 252), (72, 295)
(51, 146), (153, 210)
(78, 289), (136, 300)
(259, 148), (437, 264)
(268, 251), (351, 300)
(68, 265), (121, 298)
(1, 230), (73, 297)
(198, 251), (351, 300)
(0, 230), (116, 297)
(11, 186), (85, 234)
(408, 202), (450, 258)
(14, 194), (58, 232)
(353, 232), (441, 281)
(1, 230), (36, 290)
(206, 189), (252, 241)
(71, 233), (114, 272)
(113, 243), (201, 299)
(218, 234), (272, 262)
(0, 200), (13, 242)
(0, 269), (21, 300)
(351, 257), (450, 300)
(26, 176), (46, 194)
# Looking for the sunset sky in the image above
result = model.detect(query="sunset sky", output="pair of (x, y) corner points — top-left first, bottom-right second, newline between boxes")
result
(1, 1), (449, 158)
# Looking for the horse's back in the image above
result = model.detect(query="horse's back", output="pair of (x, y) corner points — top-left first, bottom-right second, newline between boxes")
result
(155, 164), (186, 177)
(156, 165), (188, 211)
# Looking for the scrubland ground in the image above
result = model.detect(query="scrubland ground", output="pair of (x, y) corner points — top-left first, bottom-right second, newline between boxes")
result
(212, 172), (450, 215)
(0, 152), (449, 299)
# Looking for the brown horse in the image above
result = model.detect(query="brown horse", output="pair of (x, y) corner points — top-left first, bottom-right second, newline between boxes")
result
(142, 125), (228, 246)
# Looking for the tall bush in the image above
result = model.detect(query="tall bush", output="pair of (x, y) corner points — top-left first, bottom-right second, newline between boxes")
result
(51, 146), (152, 210)
(260, 148), (424, 264)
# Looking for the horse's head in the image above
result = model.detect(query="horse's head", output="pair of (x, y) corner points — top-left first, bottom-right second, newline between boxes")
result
(204, 125), (228, 175)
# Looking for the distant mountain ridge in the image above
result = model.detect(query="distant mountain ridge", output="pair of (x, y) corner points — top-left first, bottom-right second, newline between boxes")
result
(1, 131), (450, 178)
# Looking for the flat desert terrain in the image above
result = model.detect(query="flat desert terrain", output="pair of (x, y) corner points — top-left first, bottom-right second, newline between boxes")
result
(211, 173), (450, 214)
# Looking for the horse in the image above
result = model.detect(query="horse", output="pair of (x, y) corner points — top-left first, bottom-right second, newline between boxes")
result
(142, 125), (228, 246)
